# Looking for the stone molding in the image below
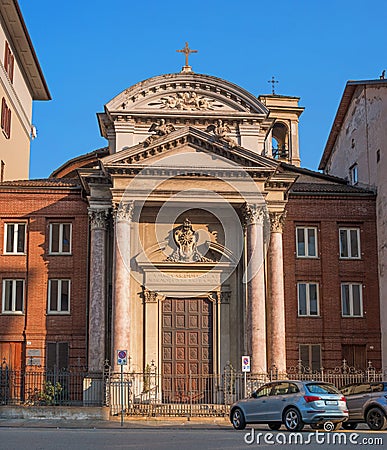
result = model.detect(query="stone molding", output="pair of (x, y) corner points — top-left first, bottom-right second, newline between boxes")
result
(114, 201), (134, 222)
(269, 211), (287, 233)
(88, 208), (110, 230)
(241, 203), (267, 227)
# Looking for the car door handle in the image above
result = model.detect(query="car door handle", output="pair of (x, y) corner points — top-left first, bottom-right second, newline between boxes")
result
(282, 399), (287, 402)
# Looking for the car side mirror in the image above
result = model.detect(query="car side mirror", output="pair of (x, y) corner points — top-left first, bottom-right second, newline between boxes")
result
(251, 392), (258, 398)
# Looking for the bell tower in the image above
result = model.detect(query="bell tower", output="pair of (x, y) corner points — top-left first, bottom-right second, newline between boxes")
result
(259, 94), (304, 166)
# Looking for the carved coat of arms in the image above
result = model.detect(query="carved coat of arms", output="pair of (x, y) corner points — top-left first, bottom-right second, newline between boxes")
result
(167, 219), (212, 263)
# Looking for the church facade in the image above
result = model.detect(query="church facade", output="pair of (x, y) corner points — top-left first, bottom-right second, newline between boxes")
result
(0, 68), (381, 383)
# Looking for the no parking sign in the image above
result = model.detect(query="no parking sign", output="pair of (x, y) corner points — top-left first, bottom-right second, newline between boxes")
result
(242, 355), (250, 372)
(117, 349), (128, 366)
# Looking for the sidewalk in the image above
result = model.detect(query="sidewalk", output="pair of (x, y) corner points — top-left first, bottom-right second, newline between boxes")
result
(0, 416), (231, 429)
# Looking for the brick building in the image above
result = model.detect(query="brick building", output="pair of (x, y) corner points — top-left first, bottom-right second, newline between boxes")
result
(0, 179), (88, 370)
(0, 68), (381, 383)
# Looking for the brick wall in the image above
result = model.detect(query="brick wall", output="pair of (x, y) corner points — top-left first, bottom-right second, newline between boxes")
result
(0, 185), (88, 369)
(284, 193), (381, 370)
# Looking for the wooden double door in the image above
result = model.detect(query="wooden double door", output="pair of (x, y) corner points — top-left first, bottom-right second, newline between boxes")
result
(162, 297), (213, 402)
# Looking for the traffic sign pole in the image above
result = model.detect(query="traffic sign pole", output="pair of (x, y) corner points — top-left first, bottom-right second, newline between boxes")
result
(117, 350), (128, 427)
(120, 364), (124, 427)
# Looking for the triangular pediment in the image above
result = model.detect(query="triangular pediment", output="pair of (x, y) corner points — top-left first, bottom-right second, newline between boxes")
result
(102, 126), (279, 172)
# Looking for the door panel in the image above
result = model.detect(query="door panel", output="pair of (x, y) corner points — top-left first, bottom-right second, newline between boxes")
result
(162, 298), (213, 403)
(0, 342), (23, 369)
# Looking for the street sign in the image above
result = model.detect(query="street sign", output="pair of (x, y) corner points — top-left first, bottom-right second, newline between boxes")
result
(117, 349), (128, 366)
(242, 355), (251, 373)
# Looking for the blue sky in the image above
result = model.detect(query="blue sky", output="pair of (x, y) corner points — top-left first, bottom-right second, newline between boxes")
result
(19, 0), (386, 179)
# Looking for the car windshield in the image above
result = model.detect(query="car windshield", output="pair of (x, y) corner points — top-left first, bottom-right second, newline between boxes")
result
(306, 383), (340, 395)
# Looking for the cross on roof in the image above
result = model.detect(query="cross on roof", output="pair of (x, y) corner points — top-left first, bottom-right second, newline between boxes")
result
(176, 42), (198, 72)
(268, 76), (279, 94)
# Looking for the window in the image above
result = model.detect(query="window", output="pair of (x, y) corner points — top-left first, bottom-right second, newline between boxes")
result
(49, 223), (72, 254)
(349, 164), (358, 185)
(1, 98), (11, 139)
(341, 283), (363, 317)
(296, 227), (317, 257)
(339, 228), (360, 259)
(300, 344), (321, 371)
(47, 342), (69, 370)
(2, 279), (24, 313)
(4, 41), (14, 82)
(4, 223), (26, 254)
(297, 282), (319, 316)
(48, 279), (70, 313)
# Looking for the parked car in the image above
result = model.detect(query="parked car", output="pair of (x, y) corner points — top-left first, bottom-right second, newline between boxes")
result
(230, 380), (348, 431)
(340, 382), (387, 430)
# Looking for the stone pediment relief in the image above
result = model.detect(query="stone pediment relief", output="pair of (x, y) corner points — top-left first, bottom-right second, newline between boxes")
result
(106, 73), (269, 115)
(147, 91), (224, 111)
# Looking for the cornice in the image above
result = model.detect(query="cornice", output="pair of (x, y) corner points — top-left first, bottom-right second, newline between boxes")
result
(102, 126), (279, 171)
(0, 0), (50, 99)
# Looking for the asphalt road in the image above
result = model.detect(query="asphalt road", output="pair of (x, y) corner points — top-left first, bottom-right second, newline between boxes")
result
(0, 427), (385, 450)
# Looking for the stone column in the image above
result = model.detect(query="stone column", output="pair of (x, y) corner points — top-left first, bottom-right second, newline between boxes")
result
(267, 212), (287, 373)
(88, 208), (109, 372)
(112, 201), (134, 371)
(243, 203), (267, 373)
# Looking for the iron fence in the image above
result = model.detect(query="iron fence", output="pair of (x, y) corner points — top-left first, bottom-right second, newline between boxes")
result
(1, 359), (386, 416)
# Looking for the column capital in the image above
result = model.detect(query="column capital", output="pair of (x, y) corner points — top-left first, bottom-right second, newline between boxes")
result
(114, 201), (134, 222)
(88, 208), (110, 230)
(143, 289), (166, 303)
(269, 211), (287, 233)
(241, 203), (267, 227)
(208, 291), (230, 304)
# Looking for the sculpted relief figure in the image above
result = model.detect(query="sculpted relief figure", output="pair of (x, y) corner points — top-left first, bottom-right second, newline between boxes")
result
(167, 218), (212, 263)
(143, 119), (175, 146)
(148, 92), (223, 111)
(206, 119), (237, 148)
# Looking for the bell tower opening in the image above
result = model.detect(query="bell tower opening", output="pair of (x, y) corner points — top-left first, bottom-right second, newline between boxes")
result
(271, 122), (289, 159)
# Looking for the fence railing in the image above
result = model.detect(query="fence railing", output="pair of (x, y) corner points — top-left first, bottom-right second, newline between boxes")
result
(1, 360), (386, 416)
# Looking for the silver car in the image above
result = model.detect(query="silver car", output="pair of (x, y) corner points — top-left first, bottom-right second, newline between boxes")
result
(341, 382), (387, 430)
(230, 380), (348, 431)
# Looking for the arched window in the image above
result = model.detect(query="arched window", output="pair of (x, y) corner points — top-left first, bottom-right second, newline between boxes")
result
(271, 123), (289, 159)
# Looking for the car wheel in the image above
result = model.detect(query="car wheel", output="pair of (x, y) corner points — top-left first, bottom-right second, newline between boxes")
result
(342, 422), (358, 430)
(284, 407), (304, 431)
(231, 408), (246, 430)
(268, 422), (281, 430)
(366, 407), (387, 431)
